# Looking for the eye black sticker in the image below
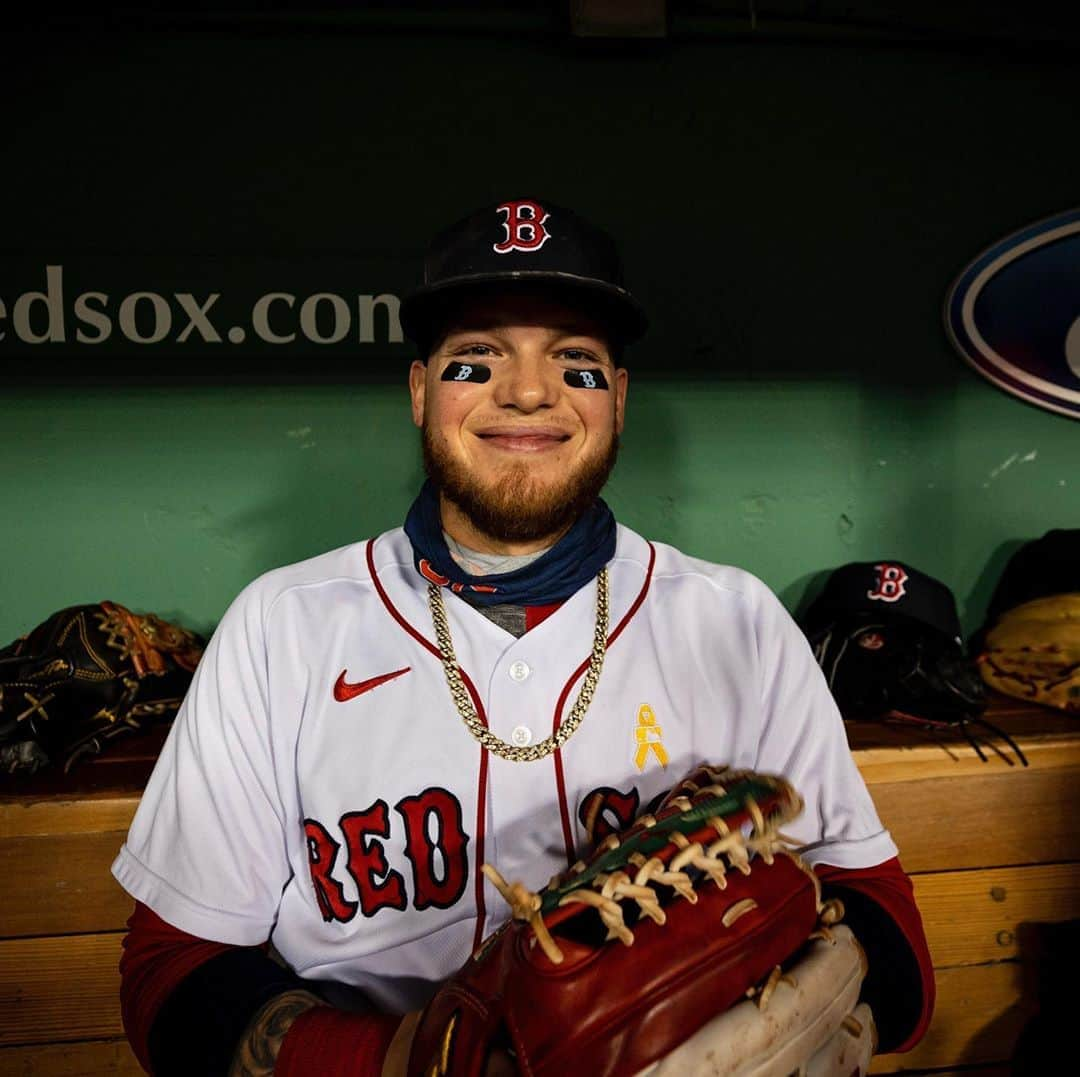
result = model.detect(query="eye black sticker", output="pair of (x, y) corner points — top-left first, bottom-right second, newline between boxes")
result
(442, 361), (491, 383)
(564, 369), (609, 390)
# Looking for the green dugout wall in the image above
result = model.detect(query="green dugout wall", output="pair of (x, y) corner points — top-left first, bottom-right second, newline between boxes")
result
(2, 20), (1077, 643)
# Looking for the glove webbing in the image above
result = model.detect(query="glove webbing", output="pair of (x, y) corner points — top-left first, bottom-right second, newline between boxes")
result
(483, 779), (808, 966)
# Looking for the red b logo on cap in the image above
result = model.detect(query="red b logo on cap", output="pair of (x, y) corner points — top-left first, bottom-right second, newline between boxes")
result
(867, 563), (908, 603)
(493, 200), (551, 254)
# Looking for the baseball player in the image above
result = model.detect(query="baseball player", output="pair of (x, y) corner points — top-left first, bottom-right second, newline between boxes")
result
(112, 199), (934, 1076)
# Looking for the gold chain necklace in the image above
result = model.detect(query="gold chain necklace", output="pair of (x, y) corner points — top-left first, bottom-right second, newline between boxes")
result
(427, 569), (609, 762)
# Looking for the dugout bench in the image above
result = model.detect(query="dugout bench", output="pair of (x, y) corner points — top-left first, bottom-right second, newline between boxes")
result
(1, 691), (1077, 1076)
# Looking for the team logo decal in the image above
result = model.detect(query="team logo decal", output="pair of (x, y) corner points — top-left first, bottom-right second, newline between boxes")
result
(856, 629), (886, 651)
(633, 703), (669, 771)
(493, 200), (551, 254)
(441, 361), (491, 383)
(419, 559), (498, 595)
(564, 369), (609, 390)
(944, 207), (1080, 420)
(867, 564), (908, 603)
(419, 559), (452, 586)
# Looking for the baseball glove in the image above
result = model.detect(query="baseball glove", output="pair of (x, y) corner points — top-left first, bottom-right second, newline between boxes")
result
(804, 616), (1032, 764)
(406, 765), (873, 1077)
(0, 601), (205, 775)
(805, 614), (986, 726)
(976, 593), (1080, 713)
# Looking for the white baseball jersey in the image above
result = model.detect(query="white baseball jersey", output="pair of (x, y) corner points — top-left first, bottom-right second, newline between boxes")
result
(112, 524), (896, 1014)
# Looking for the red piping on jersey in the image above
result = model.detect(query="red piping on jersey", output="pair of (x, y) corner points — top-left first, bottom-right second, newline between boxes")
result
(366, 538), (491, 950)
(471, 741), (490, 950)
(553, 542), (657, 864)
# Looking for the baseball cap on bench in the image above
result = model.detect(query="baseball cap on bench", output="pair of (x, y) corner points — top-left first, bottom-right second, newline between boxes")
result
(801, 561), (965, 648)
(399, 198), (648, 348)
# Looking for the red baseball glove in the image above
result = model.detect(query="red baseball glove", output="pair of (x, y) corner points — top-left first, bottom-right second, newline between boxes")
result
(406, 765), (871, 1077)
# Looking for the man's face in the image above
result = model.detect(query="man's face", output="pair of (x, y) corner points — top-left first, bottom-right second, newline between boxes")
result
(409, 290), (629, 552)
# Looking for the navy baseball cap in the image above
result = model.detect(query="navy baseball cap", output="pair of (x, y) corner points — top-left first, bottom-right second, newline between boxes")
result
(801, 561), (964, 648)
(399, 198), (648, 348)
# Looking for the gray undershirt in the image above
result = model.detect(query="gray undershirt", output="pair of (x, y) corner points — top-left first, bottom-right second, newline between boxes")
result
(444, 532), (551, 638)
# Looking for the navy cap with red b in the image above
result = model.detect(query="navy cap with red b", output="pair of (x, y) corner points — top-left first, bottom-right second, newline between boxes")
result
(399, 198), (648, 348)
(801, 561), (965, 648)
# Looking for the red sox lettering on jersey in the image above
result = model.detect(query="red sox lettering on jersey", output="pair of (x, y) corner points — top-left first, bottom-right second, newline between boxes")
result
(305, 788), (470, 921)
(304, 781), (649, 923)
(493, 200), (551, 253)
(867, 563), (909, 603)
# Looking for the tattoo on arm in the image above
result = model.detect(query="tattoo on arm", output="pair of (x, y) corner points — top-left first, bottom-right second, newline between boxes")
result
(228, 989), (324, 1077)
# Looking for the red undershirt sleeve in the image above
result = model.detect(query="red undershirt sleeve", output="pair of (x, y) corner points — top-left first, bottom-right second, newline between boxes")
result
(275, 1007), (401, 1077)
(118, 901), (399, 1076)
(815, 857), (935, 1053)
(119, 901), (237, 1072)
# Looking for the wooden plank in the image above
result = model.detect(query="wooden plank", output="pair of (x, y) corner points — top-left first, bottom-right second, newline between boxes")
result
(870, 962), (1033, 1073)
(0, 1039), (141, 1076)
(853, 724), (1080, 785)
(867, 765), (1080, 873)
(0, 798), (139, 841)
(913, 862), (1080, 967)
(0, 832), (133, 938)
(0, 934), (123, 1046)
(847, 695), (1080, 785)
(853, 726), (1080, 782)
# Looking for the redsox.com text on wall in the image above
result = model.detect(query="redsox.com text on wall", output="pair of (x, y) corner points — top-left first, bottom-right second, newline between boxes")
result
(0, 266), (404, 347)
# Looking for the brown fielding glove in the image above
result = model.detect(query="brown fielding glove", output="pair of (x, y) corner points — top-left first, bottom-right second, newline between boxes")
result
(977, 593), (1080, 713)
(0, 601), (205, 774)
(406, 765), (872, 1077)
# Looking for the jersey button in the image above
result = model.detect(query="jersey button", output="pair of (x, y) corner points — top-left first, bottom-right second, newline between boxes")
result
(508, 660), (531, 682)
(511, 725), (532, 747)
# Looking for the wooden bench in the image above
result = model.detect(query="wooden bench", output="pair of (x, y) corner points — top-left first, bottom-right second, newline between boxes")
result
(1, 693), (1076, 1075)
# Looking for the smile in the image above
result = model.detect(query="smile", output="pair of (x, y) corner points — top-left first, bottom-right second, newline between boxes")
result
(476, 427), (571, 452)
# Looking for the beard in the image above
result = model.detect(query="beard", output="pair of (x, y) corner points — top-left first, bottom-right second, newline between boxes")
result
(421, 425), (619, 545)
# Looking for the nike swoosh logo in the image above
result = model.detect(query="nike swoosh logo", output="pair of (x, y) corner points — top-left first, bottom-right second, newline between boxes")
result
(334, 666), (411, 702)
